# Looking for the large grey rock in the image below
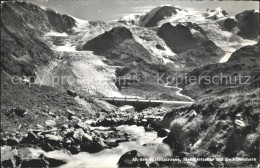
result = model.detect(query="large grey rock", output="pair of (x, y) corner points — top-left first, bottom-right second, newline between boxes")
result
(157, 128), (169, 137)
(39, 154), (67, 167)
(6, 138), (20, 146)
(72, 128), (85, 143)
(1, 146), (19, 167)
(44, 134), (62, 146)
(117, 150), (148, 167)
(21, 158), (49, 167)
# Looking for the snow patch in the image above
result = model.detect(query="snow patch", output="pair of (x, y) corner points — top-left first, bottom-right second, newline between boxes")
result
(45, 31), (68, 37)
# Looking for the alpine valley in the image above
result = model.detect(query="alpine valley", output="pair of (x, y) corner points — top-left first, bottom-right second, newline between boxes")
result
(1, 1), (259, 168)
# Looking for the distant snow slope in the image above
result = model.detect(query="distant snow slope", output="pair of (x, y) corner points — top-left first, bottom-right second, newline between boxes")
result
(152, 6), (258, 63)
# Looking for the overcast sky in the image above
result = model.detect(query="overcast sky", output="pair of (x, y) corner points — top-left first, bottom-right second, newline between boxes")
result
(32, 0), (259, 21)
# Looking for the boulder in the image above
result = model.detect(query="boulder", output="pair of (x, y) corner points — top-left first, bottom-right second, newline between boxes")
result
(6, 138), (19, 146)
(156, 44), (165, 50)
(21, 158), (49, 167)
(66, 109), (75, 116)
(75, 122), (91, 132)
(26, 131), (39, 143)
(60, 124), (69, 130)
(44, 120), (56, 128)
(80, 142), (104, 153)
(41, 143), (55, 152)
(105, 141), (119, 148)
(1, 146), (18, 167)
(39, 154), (67, 167)
(69, 116), (81, 122)
(72, 128), (85, 143)
(44, 134), (62, 146)
(82, 133), (93, 142)
(69, 145), (80, 154)
(11, 107), (28, 117)
(48, 112), (56, 118)
(36, 124), (44, 130)
(157, 128), (169, 137)
(234, 113), (246, 131)
(67, 90), (77, 97)
(119, 105), (135, 113)
(117, 150), (148, 167)
(80, 137), (106, 153)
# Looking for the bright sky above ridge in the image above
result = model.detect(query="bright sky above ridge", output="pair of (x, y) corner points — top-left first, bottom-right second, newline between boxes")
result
(32, 0), (259, 21)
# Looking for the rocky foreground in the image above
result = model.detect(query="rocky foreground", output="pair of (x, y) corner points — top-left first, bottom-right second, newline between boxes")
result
(1, 105), (170, 167)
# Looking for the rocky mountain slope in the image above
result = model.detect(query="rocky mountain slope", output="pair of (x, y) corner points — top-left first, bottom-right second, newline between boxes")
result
(1, 1), (76, 78)
(228, 41), (260, 62)
(83, 26), (174, 79)
(157, 22), (224, 66)
(161, 42), (259, 167)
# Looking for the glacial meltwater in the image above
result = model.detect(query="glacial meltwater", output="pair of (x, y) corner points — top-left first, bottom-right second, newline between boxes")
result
(45, 125), (170, 168)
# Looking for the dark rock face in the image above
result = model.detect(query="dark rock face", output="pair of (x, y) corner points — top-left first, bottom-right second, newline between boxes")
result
(157, 128), (168, 137)
(6, 138), (20, 146)
(157, 22), (224, 66)
(2, 159), (16, 168)
(40, 154), (67, 167)
(1, 1), (75, 78)
(163, 123), (188, 155)
(83, 26), (169, 78)
(1, 146), (18, 167)
(11, 107), (28, 117)
(83, 26), (133, 55)
(162, 94), (259, 167)
(117, 150), (148, 168)
(156, 44), (165, 50)
(235, 10), (259, 39)
(140, 6), (182, 27)
(228, 42), (260, 62)
(46, 9), (76, 33)
(223, 18), (238, 31)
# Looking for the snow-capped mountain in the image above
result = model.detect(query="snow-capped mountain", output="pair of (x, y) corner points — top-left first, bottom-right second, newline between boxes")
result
(1, 1), (259, 97)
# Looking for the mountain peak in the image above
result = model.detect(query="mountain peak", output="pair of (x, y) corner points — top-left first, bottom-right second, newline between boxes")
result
(204, 7), (229, 20)
(83, 26), (133, 55)
(139, 5), (182, 27)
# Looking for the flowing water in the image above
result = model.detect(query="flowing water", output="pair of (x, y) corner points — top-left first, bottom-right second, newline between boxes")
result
(45, 125), (170, 168)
